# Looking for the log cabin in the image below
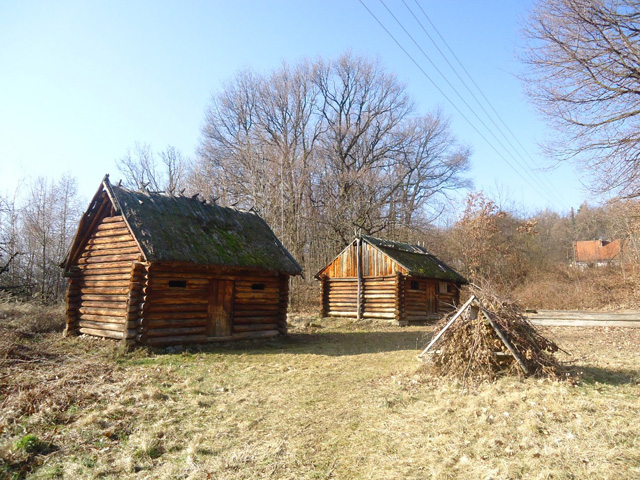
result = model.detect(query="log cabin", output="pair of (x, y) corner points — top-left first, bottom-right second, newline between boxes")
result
(316, 235), (467, 325)
(61, 175), (302, 346)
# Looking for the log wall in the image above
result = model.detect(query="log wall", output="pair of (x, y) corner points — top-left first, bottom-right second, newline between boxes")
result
(67, 215), (144, 339)
(321, 275), (460, 323)
(322, 275), (399, 320)
(138, 264), (288, 345)
(140, 264), (209, 345)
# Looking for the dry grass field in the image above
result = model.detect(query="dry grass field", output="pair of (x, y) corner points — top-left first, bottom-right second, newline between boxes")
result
(0, 304), (639, 479)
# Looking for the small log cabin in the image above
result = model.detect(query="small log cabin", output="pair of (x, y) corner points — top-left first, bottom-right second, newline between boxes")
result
(316, 235), (467, 324)
(61, 175), (302, 346)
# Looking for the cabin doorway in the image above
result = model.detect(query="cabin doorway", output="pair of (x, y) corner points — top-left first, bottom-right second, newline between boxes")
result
(207, 279), (234, 337)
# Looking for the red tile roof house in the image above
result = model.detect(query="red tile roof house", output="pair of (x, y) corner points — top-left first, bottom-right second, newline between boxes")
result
(572, 239), (625, 267)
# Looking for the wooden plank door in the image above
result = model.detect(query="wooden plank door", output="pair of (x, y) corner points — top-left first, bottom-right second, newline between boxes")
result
(207, 280), (234, 337)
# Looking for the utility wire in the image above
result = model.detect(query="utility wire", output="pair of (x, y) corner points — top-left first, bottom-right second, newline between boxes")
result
(358, 0), (553, 203)
(409, 0), (568, 204)
(377, 0), (561, 204)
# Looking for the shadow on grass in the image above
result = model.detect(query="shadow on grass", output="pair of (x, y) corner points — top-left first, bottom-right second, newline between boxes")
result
(143, 329), (434, 358)
(571, 365), (640, 386)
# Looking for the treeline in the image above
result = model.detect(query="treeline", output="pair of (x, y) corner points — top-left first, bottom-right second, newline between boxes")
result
(0, 175), (83, 302)
(1, 53), (639, 307)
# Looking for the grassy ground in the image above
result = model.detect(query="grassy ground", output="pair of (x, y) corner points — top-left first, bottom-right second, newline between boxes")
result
(0, 306), (639, 479)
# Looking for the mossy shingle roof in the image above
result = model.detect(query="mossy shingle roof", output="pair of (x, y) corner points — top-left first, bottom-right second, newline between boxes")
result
(362, 235), (467, 283)
(106, 182), (302, 275)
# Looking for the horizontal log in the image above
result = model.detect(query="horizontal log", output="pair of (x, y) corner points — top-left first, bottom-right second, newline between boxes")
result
(79, 327), (124, 339)
(81, 246), (141, 258)
(79, 261), (134, 271)
(234, 300), (280, 309)
(144, 311), (208, 321)
(234, 290), (280, 300)
(79, 306), (126, 316)
(145, 303), (208, 314)
(85, 237), (137, 249)
(78, 313), (125, 322)
(233, 323), (278, 333)
(235, 286), (280, 293)
(102, 215), (124, 223)
(82, 268), (131, 277)
(95, 221), (127, 231)
(362, 312), (396, 319)
(149, 278), (210, 287)
(233, 316), (281, 324)
(80, 300), (128, 310)
(79, 273), (131, 282)
(78, 319), (125, 331)
(81, 294), (129, 303)
(92, 228), (132, 239)
(144, 295), (208, 306)
(147, 326), (206, 337)
(233, 309), (280, 317)
(79, 286), (129, 295)
(144, 318), (206, 328)
(78, 254), (140, 265)
(80, 280), (129, 289)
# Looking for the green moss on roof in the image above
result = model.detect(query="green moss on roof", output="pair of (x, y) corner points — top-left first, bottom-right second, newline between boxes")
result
(362, 235), (467, 283)
(109, 184), (302, 275)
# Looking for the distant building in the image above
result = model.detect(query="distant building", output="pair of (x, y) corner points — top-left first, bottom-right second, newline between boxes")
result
(572, 239), (625, 267)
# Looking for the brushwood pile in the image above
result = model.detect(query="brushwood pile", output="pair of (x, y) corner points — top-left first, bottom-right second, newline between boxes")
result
(422, 290), (564, 382)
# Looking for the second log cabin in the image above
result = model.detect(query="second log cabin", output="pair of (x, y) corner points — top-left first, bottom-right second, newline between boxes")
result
(61, 175), (302, 346)
(316, 235), (467, 324)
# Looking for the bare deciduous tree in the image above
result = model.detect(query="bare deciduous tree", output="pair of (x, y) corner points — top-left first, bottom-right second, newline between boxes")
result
(195, 53), (471, 291)
(522, 0), (640, 197)
(117, 143), (188, 194)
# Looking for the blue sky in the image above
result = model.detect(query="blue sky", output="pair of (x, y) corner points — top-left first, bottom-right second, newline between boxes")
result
(0, 1), (589, 216)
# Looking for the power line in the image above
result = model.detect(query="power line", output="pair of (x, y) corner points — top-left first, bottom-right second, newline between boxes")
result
(408, 0), (568, 204)
(376, 0), (561, 204)
(358, 0), (555, 204)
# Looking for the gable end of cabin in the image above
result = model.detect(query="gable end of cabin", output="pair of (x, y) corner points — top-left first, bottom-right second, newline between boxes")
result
(64, 185), (145, 342)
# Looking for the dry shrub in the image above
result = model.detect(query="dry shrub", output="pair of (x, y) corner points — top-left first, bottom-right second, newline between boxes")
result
(512, 264), (640, 310)
(290, 280), (321, 314)
(0, 301), (65, 335)
(0, 302), (120, 437)
(421, 285), (564, 384)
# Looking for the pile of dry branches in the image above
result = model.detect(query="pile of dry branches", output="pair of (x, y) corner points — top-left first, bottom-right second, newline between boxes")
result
(421, 287), (565, 383)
